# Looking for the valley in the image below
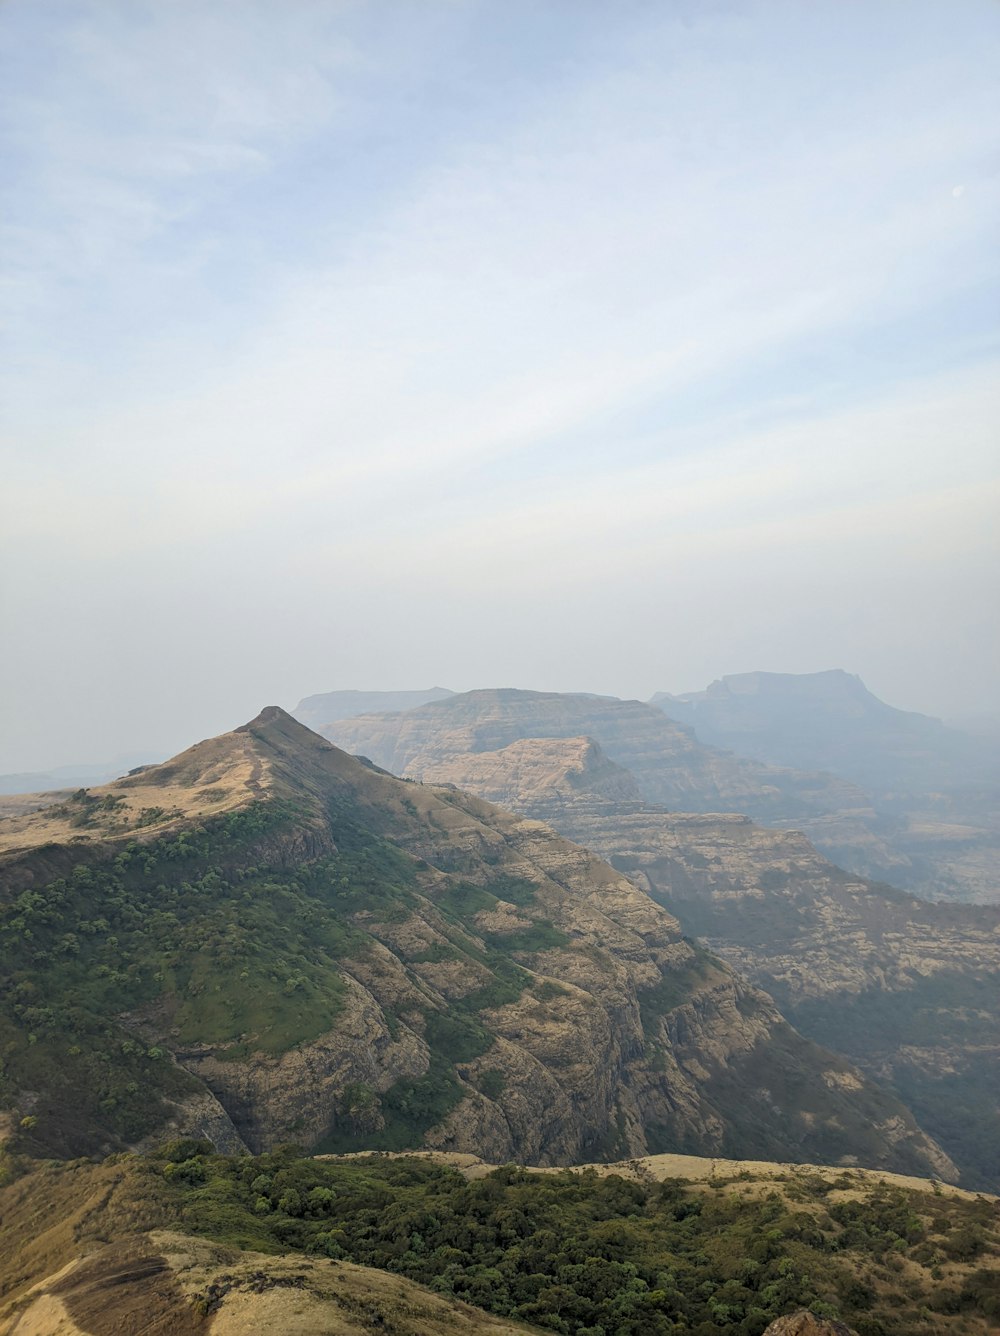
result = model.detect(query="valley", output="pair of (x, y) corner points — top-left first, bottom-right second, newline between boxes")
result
(2, 689), (997, 1336)
(318, 690), (1000, 1191)
(0, 708), (946, 1179)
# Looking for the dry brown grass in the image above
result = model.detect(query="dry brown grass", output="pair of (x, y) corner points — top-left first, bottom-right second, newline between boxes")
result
(0, 733), (275, 858)
(328, 1148), (993, 1203)
(0, 1161), (537, 1336)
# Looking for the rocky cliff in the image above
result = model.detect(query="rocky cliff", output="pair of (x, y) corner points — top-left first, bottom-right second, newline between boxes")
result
(558, 802), (1000, 1191)
(653, 669), (999, 797)
(323, 688), (877, 819)
(318, 710), (1000, 1189)
(652, 670), (1000, 903)
(321, 684), (934, 892)
(0, 710), (951, 1181)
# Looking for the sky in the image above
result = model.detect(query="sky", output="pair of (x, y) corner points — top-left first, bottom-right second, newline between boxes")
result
(2, 0), (999, 773)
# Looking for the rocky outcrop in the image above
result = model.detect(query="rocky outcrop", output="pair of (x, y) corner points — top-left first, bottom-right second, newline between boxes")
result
(545, 806), (1000, 1002)
(418, 735), (643, 807)
(175, 970), (429, 1153)
(764, 1314), (858, 1336)
(139, 1088), (249, 1156)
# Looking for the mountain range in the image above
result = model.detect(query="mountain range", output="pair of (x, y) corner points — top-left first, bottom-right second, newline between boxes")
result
(316, 678), (1000, 905)
(652, 671), (1000, 904)
(0, 707), (951, 1182)
(317, 686), (1000, 1189)
(652, 670), (999, 797)
(4, 683), (1000, 1335)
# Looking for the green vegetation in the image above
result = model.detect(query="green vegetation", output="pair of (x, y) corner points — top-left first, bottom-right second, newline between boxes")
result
(0, 801), (426, 1154)
(433, 881), (500, 919)
(0, 779), (587, 1161)
(489, 920), (570, 953)
(149, 1144), (1000, 1335)
(486, 874), (546, 907)
(477, 1068), (506, 1099)
(637, 941), (715, 1031)
(316, 1055), (464, 1154)
(432, 877), (569, 956)
(65, 789), (127, 828)
(425, 1010), (493, 1063)
(463, 958), (530, 1009)
(777, 974), (1000, 1191)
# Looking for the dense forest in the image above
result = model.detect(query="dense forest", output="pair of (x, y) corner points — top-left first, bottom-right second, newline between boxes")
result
(142, 1144), (1000, 1336)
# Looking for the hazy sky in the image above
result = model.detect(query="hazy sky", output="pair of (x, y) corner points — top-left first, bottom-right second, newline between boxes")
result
(2, 1), (999, 772)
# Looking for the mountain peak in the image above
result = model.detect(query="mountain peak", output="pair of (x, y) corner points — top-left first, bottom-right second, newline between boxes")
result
(705, 670), (869, 702)
(239, 704), (298, 730)
(0, 707), (355, 865)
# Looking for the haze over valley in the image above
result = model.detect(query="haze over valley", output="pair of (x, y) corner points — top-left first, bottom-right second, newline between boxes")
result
(3, 2), (999, 1333)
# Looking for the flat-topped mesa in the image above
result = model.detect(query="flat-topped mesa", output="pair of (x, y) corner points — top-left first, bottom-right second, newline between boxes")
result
(322, 687), (868, 820)
(416, 735), (643, 810)
(652, 668), (998, 795)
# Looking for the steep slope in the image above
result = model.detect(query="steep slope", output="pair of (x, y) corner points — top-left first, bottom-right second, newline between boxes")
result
(652, 670), (999, 796)
(321, 726), (1000, 1191)
(323, 689), (873, 822)
(569, 808), (1000, 1193)
(322, 690), (921, 888)
(293, 686), (454, 733)
(0, 710), (950, 1180)
(652, 671), (1000, 903)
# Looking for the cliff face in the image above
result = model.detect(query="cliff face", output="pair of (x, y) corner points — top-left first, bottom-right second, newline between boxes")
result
(319, 713), (1000, 1190)
(323, 689), (870, 820)
(652, 671), (1000, 904)
(0, 710), (951, 1180)
(325, 687), (1000, 900)
(653, 669), (999, 796)
(322, 689), (937, 889)
(416, 735), (643, 807)
(559, 803), (1000, 1189)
